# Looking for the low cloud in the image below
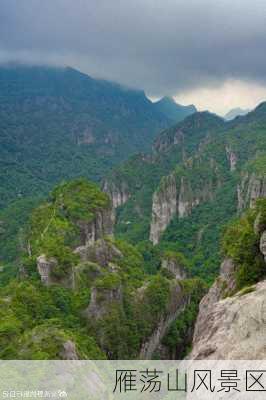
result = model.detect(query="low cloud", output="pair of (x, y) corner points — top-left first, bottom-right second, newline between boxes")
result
(1, 0), (266, 111)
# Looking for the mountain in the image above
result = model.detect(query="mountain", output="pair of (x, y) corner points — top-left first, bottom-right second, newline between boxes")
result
(104, 103), (266, 282)
(0, 178), (205, 359)
(0, 64), (174, 209)
(1, 102), (266, 360)
(191, 199), (266, 359)
(153, 96), (196, 123)
(224, 107), (250, 120)
(1, 65), (266, 360)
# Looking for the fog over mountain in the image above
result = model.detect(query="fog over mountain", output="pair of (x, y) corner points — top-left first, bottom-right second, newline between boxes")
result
(2, 0), (266, 112)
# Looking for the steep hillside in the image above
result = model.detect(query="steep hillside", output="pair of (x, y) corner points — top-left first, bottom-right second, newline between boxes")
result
(190, 199), (266, 359)
(224, 107), (250, 120)
(153, 96), (196, 123)
(0, 179), (205, 359)
(104, 103), (266, 281)
(0, 64), (173, 209)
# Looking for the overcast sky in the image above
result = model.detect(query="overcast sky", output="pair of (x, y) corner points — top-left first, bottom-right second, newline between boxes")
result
(1, 0), (266, 114)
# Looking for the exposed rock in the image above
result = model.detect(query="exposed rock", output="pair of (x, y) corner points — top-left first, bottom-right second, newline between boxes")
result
(77, 208), (115, 247)
(102, 180), (130, 208)
(260, 231), (266, 262)
(59, 340), (79, 360)
(150, 174), (177, 245)
(191, 258), (236, 348)
(190, 280), (266, 359)
(140, 281), (189, 359)
(161, 255), (187, 280)
(149, 172), (215, 245)
(178, 177), (202, 218)
(225, 146), (237, 171)
(37, 254), (74, 288)
(153, 128), (184, 153)
(37, 255), (57, 285)
(75, 238), (122, 267)
(86, 284), (122, 320)
(237, 173), (266, 211)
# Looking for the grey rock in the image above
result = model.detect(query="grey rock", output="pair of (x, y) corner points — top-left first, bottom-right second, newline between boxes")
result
(75, 238), (122, 267)
(140, 281), (189, 359)
(102, 180), (130, 208)
(161, 256), (187, 280)
(237, 173), (266, 211)
(190, 280), (266, 359)
(59, 340), (79, 360)
(260, 231), (266, 261)
(37, 254), (57, 285)
(150, 173), (177, 245)
(192, 258), (236, 351)
(225, 146), (237, 171)
(86, 285), (122, 320)
(77, 207), (115, 247)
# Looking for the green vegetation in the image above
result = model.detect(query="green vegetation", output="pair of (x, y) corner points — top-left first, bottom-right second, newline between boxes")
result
(222, 199), (266, 291)
(162, 278), (206, 358)
(0, 64), (172, 210)
(0, 280), (104, 359)
(1, 71), (266, 361)
(27, 178), (110, 279)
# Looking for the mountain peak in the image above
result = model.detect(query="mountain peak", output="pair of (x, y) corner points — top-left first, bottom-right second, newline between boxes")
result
(153, 96), (197, 123)
(224, 107), (250, 120)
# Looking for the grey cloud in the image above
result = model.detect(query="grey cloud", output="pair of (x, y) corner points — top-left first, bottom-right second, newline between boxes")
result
(1, 0), (266, 96)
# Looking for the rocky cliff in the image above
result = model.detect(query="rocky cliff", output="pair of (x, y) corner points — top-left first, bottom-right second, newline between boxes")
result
(190, 203), (266, 359)
(237, 172), (266, 211)
(190, 279), (266, 359)
(150, 173), (177, 245)
(139, 280), (189, 359)
(149, 164), (218, 244)
(102, 180), (130, 209)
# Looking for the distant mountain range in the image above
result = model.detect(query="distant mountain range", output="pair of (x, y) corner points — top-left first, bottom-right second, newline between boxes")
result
(153, 96), (196, 123)
(0, 65), (195, 208)
(224, 107), (250, 120)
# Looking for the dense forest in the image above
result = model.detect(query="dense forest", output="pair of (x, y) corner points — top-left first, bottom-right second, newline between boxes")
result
(0, 65), (266, 360)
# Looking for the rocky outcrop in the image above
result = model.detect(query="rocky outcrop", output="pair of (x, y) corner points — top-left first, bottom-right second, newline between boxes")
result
(37, 254), (75, 288)
(237, 172), (266, 211)
(140, 281), (189, 359)
(59, 340), (79, 360)
(86, 284), (122, 321)
(75, 238), (122, 267)
(190, 226), (266, 360)
(178, 176), (202, 218)
(102, 180), (130, 208)
(161, 254), (187, 280)
(225, 146), (237, 171)
(150, 174), (177, 245)
(77, 207), (115, 247)
(37, 255), (56, 285)
(153, 128), (185, 153)
(190, 280), (266, 359)
(260, 231), (266, 261)
(149, 172), (215, 245)
(37, 203), (115, 286)
(191, 258), (236, 351)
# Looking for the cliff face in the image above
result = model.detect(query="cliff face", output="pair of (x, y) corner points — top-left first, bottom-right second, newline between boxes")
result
(32, 179), (115, 287)
(139, 281), (189, 359)
(149, 170), (216, 245)
(102, 180), (130, 209)
(190, 220), (266, 360)
(190, 279), (266, 359)
(225, 146), (238, 171)
(150, 174), (177, 245)
(237, 172), (266, 211)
